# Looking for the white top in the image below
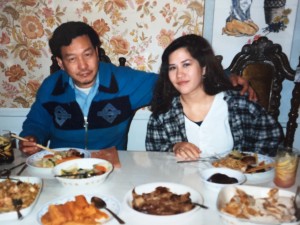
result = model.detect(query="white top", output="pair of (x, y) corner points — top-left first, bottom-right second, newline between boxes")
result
(75, 85), (91, 95)
(185, 92), (233, 157)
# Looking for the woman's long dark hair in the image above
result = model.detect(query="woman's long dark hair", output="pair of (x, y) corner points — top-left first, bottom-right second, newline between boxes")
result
(150, 34), (233, 116)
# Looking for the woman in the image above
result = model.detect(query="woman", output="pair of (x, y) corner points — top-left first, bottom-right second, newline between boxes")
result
(146, 34), (282, 160)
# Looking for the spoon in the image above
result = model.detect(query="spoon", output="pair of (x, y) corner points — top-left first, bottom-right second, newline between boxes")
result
(12, 198), (23, 220)
(91, 196), (125, 224)
(193, 202), (209, 209)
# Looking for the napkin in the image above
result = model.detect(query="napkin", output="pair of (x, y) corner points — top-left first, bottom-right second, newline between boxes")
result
(91, 146), (121, 168)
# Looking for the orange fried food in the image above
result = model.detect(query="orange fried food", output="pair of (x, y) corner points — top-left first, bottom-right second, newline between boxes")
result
(41, 195), (108, 225)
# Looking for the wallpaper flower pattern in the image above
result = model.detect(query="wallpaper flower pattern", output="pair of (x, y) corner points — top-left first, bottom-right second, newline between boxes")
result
(0, 0), (205, 108)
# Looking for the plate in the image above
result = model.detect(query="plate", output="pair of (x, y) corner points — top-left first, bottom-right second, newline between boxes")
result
(26, 148), (91, 179)
(37, 194), (120, 224)
(0, 176), (42, 221)
(245, 153), (274, 184)
(123, 182), (204, 224)
(217, 185), (298, 225)
(210, 152), (275, 184)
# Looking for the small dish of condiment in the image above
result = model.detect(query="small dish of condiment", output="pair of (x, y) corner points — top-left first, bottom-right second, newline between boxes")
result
(199, 168), (246, 192)
(207, 173), (238, 184)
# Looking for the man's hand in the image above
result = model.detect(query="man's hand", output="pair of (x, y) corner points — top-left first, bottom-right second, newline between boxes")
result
(19, 136), (41, 155)
(229, 73), (257, 101)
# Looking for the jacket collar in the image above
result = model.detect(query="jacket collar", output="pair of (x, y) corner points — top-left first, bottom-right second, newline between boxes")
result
(51, 62), (119, 96)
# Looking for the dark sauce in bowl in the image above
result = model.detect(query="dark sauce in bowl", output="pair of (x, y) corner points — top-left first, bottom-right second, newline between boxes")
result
(207, 173), (238, 184)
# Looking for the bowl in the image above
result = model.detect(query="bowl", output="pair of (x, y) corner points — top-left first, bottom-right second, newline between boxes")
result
(26, 148), (91, 179)
(52, 158), (113, 187)
(217, 185), (298, 225)
(199, 168), (246, 192)
(123, 182), (204, 224)
(0, 176), (42, 221)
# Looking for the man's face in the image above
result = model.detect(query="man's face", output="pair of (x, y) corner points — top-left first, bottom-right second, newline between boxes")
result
(56, 35), (99, 88)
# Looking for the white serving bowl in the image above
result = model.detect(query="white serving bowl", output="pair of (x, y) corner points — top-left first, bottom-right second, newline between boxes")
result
(26, 148), (90, 179)
(52, 158), (113, 187)
(217, 185), (298, 225)
(0, 176), (42, 221)
(199, 167), (246, 192)
(123, 182), (204, 225)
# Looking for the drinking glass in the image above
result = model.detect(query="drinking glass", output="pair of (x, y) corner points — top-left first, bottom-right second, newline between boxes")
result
(274, 146), (299, 188)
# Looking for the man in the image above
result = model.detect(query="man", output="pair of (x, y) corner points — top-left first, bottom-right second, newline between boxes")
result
(19, 21), (256, 154)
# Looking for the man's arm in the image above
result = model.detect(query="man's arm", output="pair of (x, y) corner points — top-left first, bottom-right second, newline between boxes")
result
(229, 73), (257, 101)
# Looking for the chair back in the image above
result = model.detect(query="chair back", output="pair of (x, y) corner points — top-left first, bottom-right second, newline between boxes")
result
(223, 36), (299, 147)
(50, 46), (126, 74)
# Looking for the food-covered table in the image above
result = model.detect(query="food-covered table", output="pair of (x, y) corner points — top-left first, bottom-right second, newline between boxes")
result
(1, 148), (299, 225)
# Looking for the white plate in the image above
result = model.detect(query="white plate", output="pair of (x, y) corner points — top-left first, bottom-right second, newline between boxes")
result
(217, 185), (298, 225)
(0, 176), (42, 221)
(37, 194), (120, 224)
(26, 148), (91, 179)
(123, 182), (204, 224)
(210, 152), (275, 184)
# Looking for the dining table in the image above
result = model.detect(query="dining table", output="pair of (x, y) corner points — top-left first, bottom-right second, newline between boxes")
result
(1, 148), (299, 225)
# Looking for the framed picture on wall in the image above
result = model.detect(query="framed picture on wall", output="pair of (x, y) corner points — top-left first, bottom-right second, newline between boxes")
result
(211, 0), (298, 68)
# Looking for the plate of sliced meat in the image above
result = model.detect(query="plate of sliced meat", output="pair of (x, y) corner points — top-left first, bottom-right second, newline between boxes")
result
(123, 182), (204, 224)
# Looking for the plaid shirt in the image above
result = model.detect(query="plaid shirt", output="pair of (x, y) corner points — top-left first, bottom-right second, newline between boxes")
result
(146, 90), (283, 156)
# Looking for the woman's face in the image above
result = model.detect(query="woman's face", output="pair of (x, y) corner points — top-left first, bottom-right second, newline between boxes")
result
(168, 47), (206, 96)
(239, 0), (251, 12)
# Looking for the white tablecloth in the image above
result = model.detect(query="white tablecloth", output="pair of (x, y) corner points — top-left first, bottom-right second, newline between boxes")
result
(1, 149), (299, 225)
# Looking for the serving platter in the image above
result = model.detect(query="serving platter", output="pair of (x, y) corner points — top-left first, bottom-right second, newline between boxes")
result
(217, 185), (298, 225)
(26, 148), (91, 179)
(210, 152), (275, 184)
(37, 194), (120, 224)
(0, 176), (42, 221)
(123, 182), (204, 224)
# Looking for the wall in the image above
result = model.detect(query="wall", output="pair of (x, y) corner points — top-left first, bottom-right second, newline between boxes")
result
(0, 0), (300, 150)
(0, 0), (205, 107)
(204, 0), (300, 150)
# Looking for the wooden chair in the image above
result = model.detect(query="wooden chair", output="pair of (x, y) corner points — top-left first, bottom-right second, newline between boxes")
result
(223, 36), (299, 147)
(50, 46), (126, 74)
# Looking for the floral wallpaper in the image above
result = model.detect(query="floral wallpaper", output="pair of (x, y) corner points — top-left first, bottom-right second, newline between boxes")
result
(0, 0), (205, 108)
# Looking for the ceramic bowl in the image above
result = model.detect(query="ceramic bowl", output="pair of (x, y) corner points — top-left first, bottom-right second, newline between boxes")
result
(217, 185), (298, 225)
(52, 158), (113, 187)
(0, 176), (42, 221)
(26, 148), (90, 179)
(199, 167), (246, 192)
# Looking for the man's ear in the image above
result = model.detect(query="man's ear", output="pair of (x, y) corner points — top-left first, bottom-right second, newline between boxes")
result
(56, 57), (64, 70)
